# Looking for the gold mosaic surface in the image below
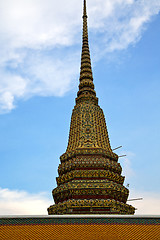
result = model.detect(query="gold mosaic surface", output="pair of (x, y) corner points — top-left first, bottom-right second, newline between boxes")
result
(56, 169), (124, 185)
(66, 103), (112, 152)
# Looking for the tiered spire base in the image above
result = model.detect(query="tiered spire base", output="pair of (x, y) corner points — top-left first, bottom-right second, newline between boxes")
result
(48, 148), (135, 215)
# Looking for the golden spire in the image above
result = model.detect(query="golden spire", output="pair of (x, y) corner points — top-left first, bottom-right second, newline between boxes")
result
(78, 0), (95, 99)
(47, 0), (135, 216)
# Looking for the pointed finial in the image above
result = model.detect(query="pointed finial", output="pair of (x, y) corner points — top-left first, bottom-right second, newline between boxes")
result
(83, 0), (87, 17)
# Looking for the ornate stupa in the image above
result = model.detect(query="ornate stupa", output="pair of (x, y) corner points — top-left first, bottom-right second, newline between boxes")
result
(48, 0), (135, 215)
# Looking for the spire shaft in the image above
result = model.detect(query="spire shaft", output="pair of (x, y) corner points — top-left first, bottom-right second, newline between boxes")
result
(77, 0), (96, 101)
(79, 0), (93, 83)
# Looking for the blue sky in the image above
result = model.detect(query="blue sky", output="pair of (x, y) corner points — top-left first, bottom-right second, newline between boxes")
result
(0, 0), (160, 215)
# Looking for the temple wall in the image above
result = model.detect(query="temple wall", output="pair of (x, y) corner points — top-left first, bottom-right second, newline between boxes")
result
(0, 215), (160, 239)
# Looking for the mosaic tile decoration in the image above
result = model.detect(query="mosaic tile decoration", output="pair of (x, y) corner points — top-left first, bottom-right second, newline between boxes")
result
(0, 216), (160, 240)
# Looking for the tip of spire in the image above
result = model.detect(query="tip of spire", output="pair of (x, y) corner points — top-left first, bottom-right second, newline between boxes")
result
(83, 0), (87, 18)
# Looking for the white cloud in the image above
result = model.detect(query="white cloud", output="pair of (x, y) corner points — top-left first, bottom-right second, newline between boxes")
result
(89, 0), (160, 56)
(0, 92), (15, 113)
(0, 71), (27, 113)
(0, 0), (81, 49)
(24, 51), (79, 97)
(128, 190), (160, 215)
(0, 0), (160, 113)
(0, 188), (52, 215)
